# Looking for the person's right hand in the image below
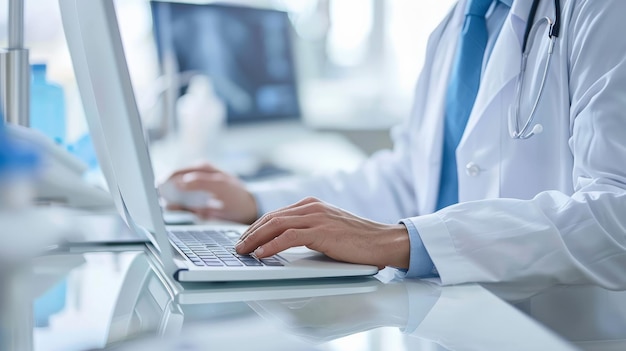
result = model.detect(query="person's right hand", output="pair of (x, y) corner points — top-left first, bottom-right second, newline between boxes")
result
(163, 163), (258, 224)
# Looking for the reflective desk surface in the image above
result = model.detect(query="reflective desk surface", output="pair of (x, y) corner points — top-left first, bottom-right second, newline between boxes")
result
(10, 245), (626, 351)
(0, 224), (626, 351)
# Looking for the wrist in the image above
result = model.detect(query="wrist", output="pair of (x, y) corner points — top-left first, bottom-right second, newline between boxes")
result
(380, 224), (411, 269)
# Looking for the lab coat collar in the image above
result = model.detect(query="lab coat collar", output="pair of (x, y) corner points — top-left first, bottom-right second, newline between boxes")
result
(509, 0), (533, 24)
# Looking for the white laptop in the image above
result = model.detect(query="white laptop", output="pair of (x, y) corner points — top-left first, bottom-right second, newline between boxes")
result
(58, 0), (378, 283)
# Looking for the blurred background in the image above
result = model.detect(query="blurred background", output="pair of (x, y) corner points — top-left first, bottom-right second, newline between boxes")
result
(0, 0), (456, 180)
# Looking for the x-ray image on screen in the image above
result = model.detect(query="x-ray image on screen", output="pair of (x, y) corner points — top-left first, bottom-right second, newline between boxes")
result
(151, 2), (301, 125)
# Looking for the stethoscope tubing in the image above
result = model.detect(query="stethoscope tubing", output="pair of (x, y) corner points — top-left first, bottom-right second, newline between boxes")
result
(510, 0), (561, 140)
(523, 0), (561, 50)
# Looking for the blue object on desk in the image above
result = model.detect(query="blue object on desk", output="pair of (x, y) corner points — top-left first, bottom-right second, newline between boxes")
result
(0, 120), (40, 180)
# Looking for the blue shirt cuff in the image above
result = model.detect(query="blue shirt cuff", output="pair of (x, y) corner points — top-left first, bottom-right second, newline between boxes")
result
(400, 219), (438, 278)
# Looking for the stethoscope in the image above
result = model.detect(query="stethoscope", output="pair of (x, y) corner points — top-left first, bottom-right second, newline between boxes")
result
(509, 0), (561, 139)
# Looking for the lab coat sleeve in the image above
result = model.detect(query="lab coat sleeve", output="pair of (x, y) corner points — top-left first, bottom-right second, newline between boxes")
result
(408, 0), (626, 290)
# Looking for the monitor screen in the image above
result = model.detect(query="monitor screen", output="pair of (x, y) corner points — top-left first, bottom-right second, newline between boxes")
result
(150, 1), (301, 125)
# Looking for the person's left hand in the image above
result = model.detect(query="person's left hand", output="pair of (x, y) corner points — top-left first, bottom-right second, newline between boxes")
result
(234, 197), (410, 270)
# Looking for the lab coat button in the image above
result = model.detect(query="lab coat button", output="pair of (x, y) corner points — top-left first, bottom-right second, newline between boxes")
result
(465, 162), (481, 177)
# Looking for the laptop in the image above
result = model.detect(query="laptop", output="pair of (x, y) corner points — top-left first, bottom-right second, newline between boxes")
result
(58, 0), (378, 283)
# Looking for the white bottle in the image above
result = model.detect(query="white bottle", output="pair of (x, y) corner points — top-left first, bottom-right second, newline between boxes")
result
(176, 75), (226, 165)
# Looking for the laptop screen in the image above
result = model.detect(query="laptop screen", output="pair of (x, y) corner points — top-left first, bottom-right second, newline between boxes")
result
(60, 0), (175, 270)
(150, 2), (301, 125)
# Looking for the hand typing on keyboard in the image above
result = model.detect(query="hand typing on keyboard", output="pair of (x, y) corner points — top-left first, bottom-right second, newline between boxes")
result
(170, 230), (284, 267)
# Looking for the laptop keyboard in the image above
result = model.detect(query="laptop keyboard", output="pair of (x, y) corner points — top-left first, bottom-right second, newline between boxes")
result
(169, 230), (284, 267)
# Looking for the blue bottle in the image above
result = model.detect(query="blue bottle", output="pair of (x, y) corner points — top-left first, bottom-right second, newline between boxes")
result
(30, 63), (66, 145)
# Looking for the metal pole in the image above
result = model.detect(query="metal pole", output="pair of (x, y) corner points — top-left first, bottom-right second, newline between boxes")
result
(1, 0), (30, 126)
(9, 0), (25, 48)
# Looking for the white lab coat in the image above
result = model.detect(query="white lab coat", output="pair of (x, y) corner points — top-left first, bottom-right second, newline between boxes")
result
(251, 0), (626, 290)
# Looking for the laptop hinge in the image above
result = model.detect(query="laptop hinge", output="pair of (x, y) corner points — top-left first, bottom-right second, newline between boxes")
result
(117, 186), (177, 277)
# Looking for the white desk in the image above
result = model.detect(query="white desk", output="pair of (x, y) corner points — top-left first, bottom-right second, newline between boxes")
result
(14, 244), (625, 351)
(1, 208), (622, 351)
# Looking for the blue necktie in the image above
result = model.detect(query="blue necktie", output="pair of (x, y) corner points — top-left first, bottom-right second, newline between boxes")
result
(436, 0), (493, 210)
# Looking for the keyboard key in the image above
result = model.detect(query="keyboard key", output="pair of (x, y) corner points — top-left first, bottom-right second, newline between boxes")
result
(203, 261), (224, 267)
(261, 259), (284, 266)
(198, 254), (217, 259)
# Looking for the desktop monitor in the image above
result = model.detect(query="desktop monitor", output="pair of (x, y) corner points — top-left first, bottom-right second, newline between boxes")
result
(150, 1), (301, 125)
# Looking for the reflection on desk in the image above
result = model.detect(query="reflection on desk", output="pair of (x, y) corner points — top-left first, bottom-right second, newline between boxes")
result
(27, 249), (610, 351)
(511, 285), (626, 350)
